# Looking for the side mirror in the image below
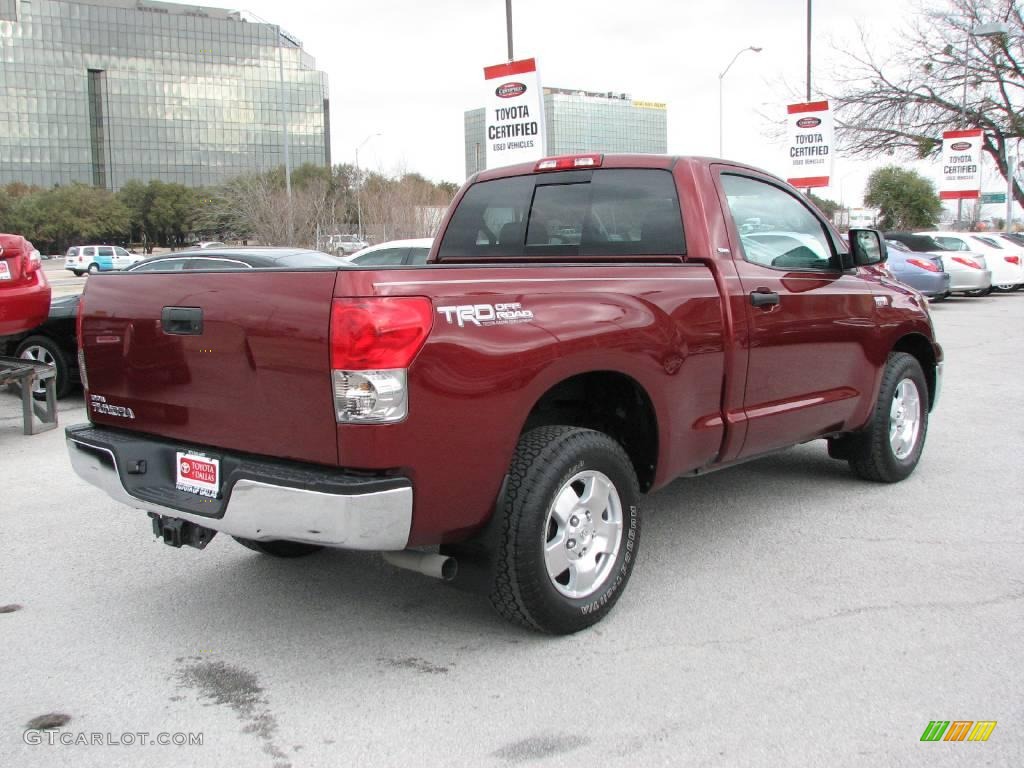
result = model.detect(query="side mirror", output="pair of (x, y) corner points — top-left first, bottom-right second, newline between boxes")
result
(849, 229), (887, 266)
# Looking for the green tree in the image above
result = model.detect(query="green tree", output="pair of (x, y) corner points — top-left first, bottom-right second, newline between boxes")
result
(808, 192), (840, 222)
(117, 180), (196, 248)
(12, 184), (129, 253)
(864, 166), (943, 230)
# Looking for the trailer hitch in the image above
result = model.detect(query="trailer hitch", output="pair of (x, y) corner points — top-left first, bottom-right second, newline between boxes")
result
(149, 514), (216, 550)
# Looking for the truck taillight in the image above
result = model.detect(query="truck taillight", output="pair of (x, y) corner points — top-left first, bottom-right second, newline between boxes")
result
(76, 297), (88, 390)
(329, 297), (432, 423)
(907, 258), (940, 273)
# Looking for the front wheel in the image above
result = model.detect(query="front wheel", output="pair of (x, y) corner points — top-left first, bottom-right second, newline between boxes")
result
(87, 263), (100, 274)
(993, 283), (1016, 292)
(490, 426), (641, 634)
(846, 352), (929, 483)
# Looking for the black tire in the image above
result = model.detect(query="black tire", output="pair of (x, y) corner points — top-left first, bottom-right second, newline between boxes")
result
(993, 284), (1015, 293)
(233, 537), (324, 558)
(490, 426), (641, 634)
(87, 263), (99, 274)
(964, 287), (992, 297)
(15, 335), (72, 399)
(72, 270), (83, 277)
(846, 352), (929, 483)
(928, 293), (947, 303)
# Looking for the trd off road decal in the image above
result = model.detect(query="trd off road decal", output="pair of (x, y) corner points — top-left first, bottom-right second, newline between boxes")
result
(437, 303), (534, 328)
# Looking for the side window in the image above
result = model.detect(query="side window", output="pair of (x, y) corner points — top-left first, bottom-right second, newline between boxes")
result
(407, 248), (430, 265)
(933, 236), (967, 251)
(185, 259), (252, 270)
(115, 247), (129, 257)
(721, 174), (834, 270)
(130, 259), (189, 272)
(352, 248), (409, 266)
(438, 175), (534, 258)
(97, 246), (115, 257)
(66, 247), (78, 257)
(83, 247), (96, 258)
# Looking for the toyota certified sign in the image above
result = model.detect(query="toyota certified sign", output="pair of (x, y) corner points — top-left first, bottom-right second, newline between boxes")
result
(939, 129), (982, 200)
(785, 100), (833, 189)
(482, 57), (546, 170)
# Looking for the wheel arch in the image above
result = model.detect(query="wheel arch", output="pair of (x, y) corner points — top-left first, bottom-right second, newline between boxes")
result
(520, 370), (659, 491)
(891, 333), (937, 410)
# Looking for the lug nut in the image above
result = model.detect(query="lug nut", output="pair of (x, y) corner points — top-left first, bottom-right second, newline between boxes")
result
(569, 516), (579, 526)
(567, 538), (576, 549)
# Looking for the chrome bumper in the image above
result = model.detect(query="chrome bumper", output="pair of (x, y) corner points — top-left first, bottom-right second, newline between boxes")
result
(67, 433), (412, 550)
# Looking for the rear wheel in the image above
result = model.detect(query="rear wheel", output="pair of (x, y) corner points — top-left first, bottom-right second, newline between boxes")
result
(845, 352), (929, 483)
(490, 426), (641, 634)
(71, 270), (83, 277)
(964, 287), (992, 296)
(993, 283), (1015, 292)
(16, 335), (72, 399)
(233, 537), (324, 558)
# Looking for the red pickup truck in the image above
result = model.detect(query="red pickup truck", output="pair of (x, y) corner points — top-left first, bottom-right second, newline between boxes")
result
(67, 154), (942, 634)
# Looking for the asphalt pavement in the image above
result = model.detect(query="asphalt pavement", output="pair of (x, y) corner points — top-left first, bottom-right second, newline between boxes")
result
(1, 291), (1022, 767)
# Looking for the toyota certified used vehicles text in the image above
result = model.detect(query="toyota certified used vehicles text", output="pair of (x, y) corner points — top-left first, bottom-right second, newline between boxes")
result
(67, 155), (943, 634)
(0, 233), (50, 337)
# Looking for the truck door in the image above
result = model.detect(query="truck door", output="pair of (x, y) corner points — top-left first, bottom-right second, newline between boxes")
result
(715, 170), (879, 457)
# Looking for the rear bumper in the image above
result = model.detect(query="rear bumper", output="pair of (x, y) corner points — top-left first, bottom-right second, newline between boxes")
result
(66, 424), (412, 550)
(949, 268), (991, 292)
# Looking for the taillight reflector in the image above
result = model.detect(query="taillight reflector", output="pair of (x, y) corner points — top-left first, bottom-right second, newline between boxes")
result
(907, 258), (941, 273)
(952, 256), (982, 269)
(1004, 255), (1020, 265)
(534, 153), (604, 172)
(330, 297), (433, 369)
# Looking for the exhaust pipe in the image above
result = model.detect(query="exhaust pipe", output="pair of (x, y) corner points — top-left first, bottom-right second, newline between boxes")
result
(383, 551), (458, 582)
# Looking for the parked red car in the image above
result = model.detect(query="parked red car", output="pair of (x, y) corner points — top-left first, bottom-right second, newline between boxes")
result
(0, 234), (50, 337)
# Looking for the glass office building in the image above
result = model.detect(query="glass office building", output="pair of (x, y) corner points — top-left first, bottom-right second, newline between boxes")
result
(0, 0), (329, 190)
(465, 87), (667, 177)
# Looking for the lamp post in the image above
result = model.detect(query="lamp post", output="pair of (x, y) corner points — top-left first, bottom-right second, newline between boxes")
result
(355, 132), (382, 241)
(957, 21), (1009, 227)
(718, 46), (762, 157)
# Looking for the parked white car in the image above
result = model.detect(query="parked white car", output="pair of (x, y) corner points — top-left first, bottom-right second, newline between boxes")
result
(346, 238), (433, 266)
(65, 245), (144, 275)
(921, 231), (1024, 291)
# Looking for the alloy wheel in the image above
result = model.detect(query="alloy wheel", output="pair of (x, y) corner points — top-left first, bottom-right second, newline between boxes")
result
(543, 470), (624, 599)
(889, 378), (921, 460)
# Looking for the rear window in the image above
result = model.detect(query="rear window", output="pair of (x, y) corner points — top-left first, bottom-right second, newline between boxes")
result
(438, 169), (685, 260)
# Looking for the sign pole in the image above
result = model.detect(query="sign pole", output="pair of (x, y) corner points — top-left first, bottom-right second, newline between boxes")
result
(505, 0), (514, 61)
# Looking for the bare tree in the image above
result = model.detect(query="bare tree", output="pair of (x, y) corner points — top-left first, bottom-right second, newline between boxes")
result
(829, 0), (1023, 207)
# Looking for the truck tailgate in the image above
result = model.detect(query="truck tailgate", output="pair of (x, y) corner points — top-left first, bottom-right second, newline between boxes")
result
(81, 271), (339, 466)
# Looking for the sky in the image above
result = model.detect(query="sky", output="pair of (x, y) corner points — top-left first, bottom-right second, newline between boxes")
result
(235, 0), (1018, 215)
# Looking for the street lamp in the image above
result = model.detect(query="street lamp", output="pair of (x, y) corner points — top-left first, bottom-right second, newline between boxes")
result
(355, 132), (382, 241)
(718, 46), (762, 157)
(957, 21), (1010, 227)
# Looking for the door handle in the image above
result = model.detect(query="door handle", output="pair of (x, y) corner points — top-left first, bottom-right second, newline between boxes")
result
(161, 306), (203, 335)
(750, 289), (780, 308)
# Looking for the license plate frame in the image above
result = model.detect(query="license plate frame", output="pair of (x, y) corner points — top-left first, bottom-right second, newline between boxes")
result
(175, 451), (221, 498)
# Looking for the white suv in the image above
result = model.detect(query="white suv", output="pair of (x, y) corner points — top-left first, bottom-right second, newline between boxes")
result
(65, 245), (143, 275)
